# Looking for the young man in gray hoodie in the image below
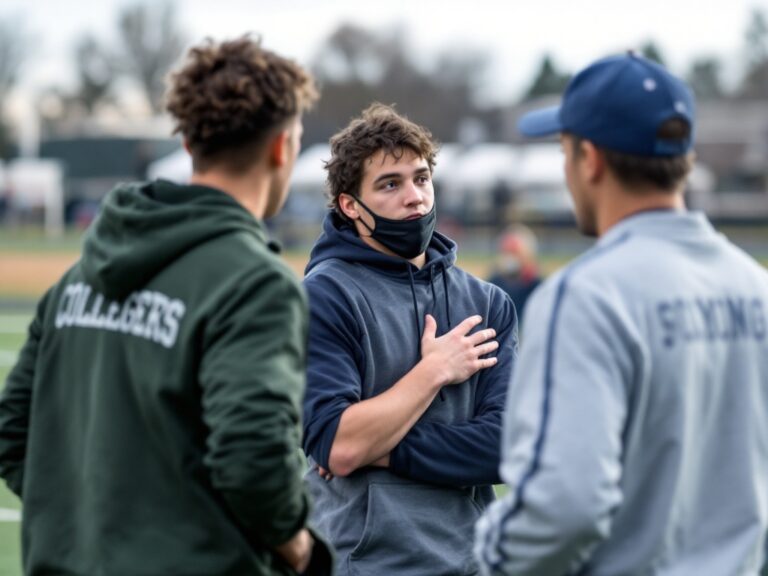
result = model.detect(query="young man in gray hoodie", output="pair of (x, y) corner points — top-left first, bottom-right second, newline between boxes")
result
(475, 52), (768, 576)
(302, 104), (519, 575)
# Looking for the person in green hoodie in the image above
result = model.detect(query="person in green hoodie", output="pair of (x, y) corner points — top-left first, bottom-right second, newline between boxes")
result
(0, 35), (333, 576)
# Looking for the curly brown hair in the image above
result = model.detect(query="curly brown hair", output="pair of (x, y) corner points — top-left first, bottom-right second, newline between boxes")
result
(166, 35), (318, 173)
(325, 103), (439, 220)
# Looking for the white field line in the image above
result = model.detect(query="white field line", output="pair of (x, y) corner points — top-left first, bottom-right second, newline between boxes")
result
(0, 316), (30, 335)
(0, 350), (18, 367)
(0, 508), (20, 522)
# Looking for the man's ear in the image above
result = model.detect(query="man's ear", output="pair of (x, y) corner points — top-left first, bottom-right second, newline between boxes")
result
(338, 193), (360, 220)
(182, 139), (191, 154)
(269, 130), (290, 167)
(580, 139), (605, 183)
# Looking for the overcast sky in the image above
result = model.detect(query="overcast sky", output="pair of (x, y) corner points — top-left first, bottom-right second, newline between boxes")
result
(2, 0), (766, 112)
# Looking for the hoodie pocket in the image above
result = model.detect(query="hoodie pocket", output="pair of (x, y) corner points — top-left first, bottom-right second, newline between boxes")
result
(348, 482), (483, 576)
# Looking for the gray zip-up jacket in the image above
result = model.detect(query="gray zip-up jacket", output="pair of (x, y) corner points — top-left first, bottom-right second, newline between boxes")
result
(475, 210), (768, 576)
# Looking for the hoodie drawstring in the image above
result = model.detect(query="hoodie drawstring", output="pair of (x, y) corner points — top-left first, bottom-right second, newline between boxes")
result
(412, 263), (447, 402)
(407, 265), (422, 346)
(440, 263), (452, 329)
(429, 266), (438, 308)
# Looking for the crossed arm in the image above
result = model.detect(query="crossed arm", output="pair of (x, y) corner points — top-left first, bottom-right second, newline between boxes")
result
(303, 281), (517, 485)
(327, 313), (499, 477)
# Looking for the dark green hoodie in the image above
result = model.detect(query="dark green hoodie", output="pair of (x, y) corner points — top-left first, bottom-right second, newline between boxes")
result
(0, 180), (331, 575)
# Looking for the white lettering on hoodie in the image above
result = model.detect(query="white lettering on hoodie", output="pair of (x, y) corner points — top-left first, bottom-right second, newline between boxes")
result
(55, 282), (186, 349)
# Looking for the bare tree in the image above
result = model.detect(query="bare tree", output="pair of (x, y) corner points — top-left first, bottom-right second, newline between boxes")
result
(640, 40), (667, 66)
(74, 34), (116, 114)
(687, 57), (725, 100)
(745, 8), (768, 69)
(741, 7), (768, 98)
(117, 1), (186, 114)
(307, 23), (488, 143)
(0, 16), (27, 157)
(523, 54), (570, 100)
(0, 17), (25, 106)
(312, 23), (386, 84)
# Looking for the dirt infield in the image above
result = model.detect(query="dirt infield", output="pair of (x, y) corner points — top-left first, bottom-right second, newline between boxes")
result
(0, 251), (81, 298)
(0, 251), (312, 298)
(0, 250), (492, 299)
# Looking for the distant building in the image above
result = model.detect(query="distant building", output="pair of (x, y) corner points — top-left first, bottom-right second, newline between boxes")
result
(500, 96), (768, 221)
(39, 136), (179, 224)
(693, 100), (768, 219)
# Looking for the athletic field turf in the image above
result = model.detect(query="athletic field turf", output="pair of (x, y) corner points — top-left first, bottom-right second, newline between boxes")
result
(0, 313), (26, 576)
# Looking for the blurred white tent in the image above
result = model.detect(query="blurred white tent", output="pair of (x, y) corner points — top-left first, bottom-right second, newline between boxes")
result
(432, 144), (464, 213)
(6, 158), (65, 237)
(515, 144), (572, 216)
(142, 141), (579, 224)
(290, 143), (330, 189)
(452, 144), (520, 189)
(283, 143), (331, 225)
(438, 144), (519, 220)
(146, 148), (191, 182)
(686, 162), (718, 212)
(146, 144), (331, 189)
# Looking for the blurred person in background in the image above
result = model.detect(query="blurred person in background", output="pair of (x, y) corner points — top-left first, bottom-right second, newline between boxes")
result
(0, 36), (333, 576)
(301, 103), (518, 575)
(486, 224), (543, 320)
(476, 52), (768, 576)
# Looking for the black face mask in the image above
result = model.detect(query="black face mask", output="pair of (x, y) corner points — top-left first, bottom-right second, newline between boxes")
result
(354, 197), (437, 259)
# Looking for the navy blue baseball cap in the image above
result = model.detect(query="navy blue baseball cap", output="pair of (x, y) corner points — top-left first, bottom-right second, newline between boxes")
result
(517, 52), (695, 156)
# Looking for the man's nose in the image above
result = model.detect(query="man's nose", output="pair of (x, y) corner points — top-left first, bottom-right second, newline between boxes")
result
(403, 181), (424, 205)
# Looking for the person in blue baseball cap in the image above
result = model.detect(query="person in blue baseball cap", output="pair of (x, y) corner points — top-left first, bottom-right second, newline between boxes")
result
(475, 52), (768, 576)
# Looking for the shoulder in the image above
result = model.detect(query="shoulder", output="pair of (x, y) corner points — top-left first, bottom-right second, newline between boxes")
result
(303, 257), (353, 285)
(449, 266), (518, 327)
(544, 231), (653, 302)
(720, 238), (768, 283)
(203, 232), (306, 311)
(449, 265), (507, 298)
(523, 235), (637, 323)
(303, 258), (387, 306)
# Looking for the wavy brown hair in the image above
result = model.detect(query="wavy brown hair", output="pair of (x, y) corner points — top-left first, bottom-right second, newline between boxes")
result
(325, 103), (439, 220)
(166, 35), (318, 173)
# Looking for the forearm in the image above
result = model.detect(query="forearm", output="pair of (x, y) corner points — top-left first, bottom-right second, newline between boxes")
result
(475, 482), (608, 576)
(328, 357), (445, 476)
(391, 413), (503, 485)
(0, 309), (42, 497)
(214, 431), (311, 547)
(275, 527), (313, 574)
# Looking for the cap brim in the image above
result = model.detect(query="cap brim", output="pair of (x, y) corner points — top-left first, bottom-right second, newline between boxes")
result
(517, 105), (563, 137)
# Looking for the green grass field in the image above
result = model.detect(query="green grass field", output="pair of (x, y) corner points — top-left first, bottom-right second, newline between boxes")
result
(0, 315), (26, 576)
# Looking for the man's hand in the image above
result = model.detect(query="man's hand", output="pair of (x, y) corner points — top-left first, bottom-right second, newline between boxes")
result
(275, 528), (313, 574)
(316, 465), (333, 481)
(315, 453), (389, 481)
(421, 314), (498, 385)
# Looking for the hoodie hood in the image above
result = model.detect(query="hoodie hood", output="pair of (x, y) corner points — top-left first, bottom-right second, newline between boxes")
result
(81, 179), (266, 299)
(305, 211), (457, 281)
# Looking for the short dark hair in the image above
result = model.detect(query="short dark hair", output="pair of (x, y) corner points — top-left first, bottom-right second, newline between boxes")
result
(165, 35), (318, 173)
(570, 118), (693, 191)
(325, 103), (438, 220)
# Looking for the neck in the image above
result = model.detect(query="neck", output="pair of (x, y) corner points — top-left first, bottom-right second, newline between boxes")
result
(190, 170), (270, 219)
(596, 182), (686, 236)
